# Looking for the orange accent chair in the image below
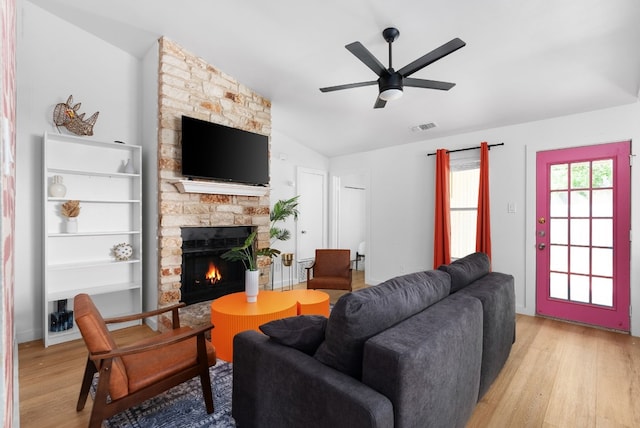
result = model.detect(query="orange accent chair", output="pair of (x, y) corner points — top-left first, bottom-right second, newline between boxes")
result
(74, 293), (217, 428)
(306, 249), (353, 291)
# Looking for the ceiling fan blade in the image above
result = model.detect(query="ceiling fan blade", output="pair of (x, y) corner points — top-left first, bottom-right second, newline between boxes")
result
(346, 42), (387, 77)
(319, 81), (377, 92)
(373, 97), (387, 109)
(404, 78), (456, 91)
(397, 38), (466, 78)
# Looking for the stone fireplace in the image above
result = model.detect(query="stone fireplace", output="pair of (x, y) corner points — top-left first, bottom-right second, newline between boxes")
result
(180, 226), (254, 305)
(155, 37), (272, 330)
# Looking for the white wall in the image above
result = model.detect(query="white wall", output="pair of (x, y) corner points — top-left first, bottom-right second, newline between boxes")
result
(331, 102), (640, 335)
(269, 128), (329, 284)
(15, 1), (141, 342)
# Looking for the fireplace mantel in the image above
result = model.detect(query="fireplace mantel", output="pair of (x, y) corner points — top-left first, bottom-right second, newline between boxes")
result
(174, 180), (269, 197)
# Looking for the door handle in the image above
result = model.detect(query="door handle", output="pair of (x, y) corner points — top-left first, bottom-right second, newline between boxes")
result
(301, 230), (307, 234)
(538, 243), (546, 250)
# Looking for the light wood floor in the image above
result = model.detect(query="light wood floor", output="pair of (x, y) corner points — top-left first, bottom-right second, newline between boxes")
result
(18, 273), (640, 427)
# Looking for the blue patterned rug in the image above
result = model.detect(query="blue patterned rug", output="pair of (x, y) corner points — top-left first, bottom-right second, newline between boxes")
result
(92, 360), (235, 427)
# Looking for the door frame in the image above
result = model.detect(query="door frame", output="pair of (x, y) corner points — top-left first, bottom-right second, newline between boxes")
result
(330, 171), (371, 278)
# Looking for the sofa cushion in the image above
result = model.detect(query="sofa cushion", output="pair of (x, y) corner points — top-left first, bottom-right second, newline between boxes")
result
(456, 271), (515, 399)
(363, 293), (483, 428)
(259, 315), (327, 355)
(314, 270), (451, 379)
(438, 252), (491, 293)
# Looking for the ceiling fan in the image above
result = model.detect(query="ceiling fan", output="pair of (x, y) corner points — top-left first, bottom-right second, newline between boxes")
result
(320, 27), (465, 109)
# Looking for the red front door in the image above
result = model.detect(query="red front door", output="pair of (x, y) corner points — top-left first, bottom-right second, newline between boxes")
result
(535, 141), (631, 331)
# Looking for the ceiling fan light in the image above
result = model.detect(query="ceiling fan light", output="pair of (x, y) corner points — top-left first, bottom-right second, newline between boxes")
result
(379, 88), (403, 101)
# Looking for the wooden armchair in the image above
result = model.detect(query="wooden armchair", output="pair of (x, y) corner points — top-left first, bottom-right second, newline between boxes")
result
(306, 249), (353, 291)
(74, 293), (217, 428)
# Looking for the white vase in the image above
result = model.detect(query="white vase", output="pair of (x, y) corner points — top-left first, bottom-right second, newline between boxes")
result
(123, 159), (135, 174)
(245, 269), (260, 303)
(49, 175), (67, 197)
(64, 218), (78, 233)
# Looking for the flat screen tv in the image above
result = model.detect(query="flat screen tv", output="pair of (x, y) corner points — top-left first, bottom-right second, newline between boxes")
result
(181, 115), (269, 186)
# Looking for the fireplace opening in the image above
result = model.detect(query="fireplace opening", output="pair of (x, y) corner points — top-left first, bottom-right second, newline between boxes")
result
(181, 226), (254, 305)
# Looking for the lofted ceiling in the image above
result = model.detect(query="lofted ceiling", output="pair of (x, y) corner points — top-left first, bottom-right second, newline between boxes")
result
(27, 0), (640, 157)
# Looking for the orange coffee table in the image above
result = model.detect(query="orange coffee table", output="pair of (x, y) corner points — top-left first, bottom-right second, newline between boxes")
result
(211, 291), (297, 362)
(284, 289), (330, 317)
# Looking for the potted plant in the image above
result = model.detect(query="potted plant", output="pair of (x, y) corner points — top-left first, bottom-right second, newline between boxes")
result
(60, 200), (80, 233)
(222, 196), (300, 299)
(221, 231), (260, 302)
(268, 195), (300, 244)
(261, 196), (299, 286)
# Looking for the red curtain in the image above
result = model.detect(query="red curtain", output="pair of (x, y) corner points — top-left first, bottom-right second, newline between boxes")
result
(476, 142), (492, 261)
(433, 149), (451, 268)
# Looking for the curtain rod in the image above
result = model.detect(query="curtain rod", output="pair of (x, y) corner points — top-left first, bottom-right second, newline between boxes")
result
(426, 142), (504, 157)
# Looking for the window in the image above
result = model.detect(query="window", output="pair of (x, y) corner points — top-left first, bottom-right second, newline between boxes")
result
(450, 158), (479, 260)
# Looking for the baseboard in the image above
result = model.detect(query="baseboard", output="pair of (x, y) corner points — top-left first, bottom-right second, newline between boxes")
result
(17, 327), (41, 345)
(145, 317), (158, 331)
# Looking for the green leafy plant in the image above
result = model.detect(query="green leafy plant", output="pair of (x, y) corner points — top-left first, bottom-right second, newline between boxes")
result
(269, 196), (300, 243)
(221, 231), (259, 271)
(221, 196), (300, 269)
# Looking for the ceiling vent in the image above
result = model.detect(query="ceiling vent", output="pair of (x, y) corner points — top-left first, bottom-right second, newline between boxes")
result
(411, 122), (437, 132)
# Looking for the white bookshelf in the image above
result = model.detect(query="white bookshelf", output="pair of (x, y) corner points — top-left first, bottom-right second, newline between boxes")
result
(42, 132), (143, 347)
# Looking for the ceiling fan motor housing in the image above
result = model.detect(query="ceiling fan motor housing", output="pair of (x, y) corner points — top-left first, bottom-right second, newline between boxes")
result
(379, 71), (403, 93)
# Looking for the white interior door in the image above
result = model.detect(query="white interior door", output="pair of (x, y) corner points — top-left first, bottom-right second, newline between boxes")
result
(296, 167), (327, 262)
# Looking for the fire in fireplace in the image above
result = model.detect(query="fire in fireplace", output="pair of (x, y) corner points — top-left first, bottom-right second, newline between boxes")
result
(181, 226), (254, 305)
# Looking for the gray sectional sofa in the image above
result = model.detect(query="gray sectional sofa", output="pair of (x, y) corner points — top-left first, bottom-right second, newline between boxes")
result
(232, 252), (515, 428)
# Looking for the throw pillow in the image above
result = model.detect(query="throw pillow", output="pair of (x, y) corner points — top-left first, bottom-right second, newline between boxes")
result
(259, 315), (328, 355)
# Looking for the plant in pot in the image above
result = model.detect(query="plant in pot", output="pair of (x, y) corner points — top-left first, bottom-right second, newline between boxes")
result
(263, 196), (299, 285)
(269, 195), (300, 244)
(221, 196), (300, 298)
(60, 200), (80, 233)
(221, 231), (261, 302)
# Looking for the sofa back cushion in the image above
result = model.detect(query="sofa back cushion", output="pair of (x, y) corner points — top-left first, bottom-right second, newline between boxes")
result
(438, 252), (491, 293)
(314, 270), (451, 379)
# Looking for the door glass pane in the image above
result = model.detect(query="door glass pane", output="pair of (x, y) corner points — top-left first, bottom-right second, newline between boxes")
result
(592, 277), (613, 307)
(550, 164), (568, 190)
(592, 159), (613, 188)
(570, 219), (590, 246)
(592, 219), (612, 247)
(592, 248), (613, 277)
(592, 189), (613, 217)
(570, 162), (590, 189)
(570, 190), (590, 217)
(550, 191), (568, 217)
(550, 245), (568, 272)
(570, 246), (589, 274)
(550, 272), (568, 299)
(550, 219), (568, 245)
(570, 274), (590, 303)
